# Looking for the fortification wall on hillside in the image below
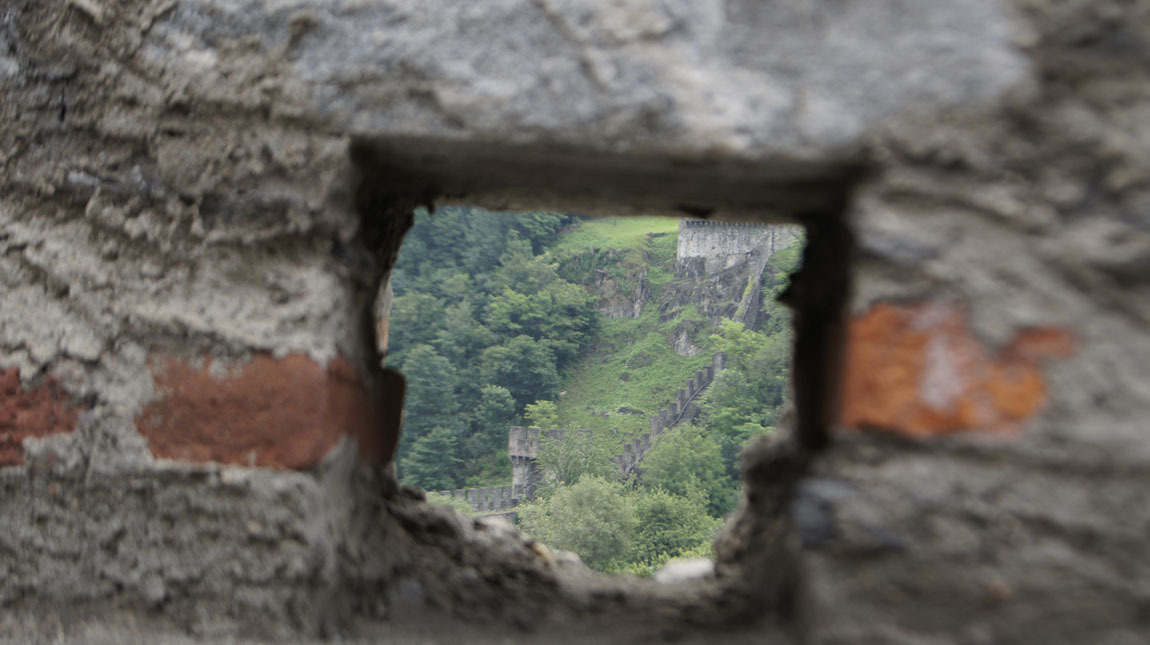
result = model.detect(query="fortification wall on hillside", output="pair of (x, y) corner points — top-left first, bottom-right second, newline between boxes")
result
(676, 220), (800, 277)
(433, 484), (527, 514)
(438, 351), (728, 513)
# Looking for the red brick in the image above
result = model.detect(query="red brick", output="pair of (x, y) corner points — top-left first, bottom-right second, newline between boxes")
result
(0, 367), (80, 467)
(136, 353), (398, 470)
(840, 303), (1075, 437)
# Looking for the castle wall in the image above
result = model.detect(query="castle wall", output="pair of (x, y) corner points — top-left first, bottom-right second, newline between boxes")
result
(676, 220), (800, 276)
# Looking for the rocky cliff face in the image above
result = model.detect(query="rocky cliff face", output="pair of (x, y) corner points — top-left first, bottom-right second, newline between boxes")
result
(659, 221), (801, 354)
(676, 221), (799, 277)
(592, 262), (650, 319)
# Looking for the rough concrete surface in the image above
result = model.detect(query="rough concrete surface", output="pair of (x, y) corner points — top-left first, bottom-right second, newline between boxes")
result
(2, 0), (1149, 642)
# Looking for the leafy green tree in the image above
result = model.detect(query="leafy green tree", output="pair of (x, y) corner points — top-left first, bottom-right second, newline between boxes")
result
(478, 336), (561, 411)
(485, 287), (542, 338)
(458, 210), (515, 279)
(517, 475), (637, 571)
(386, 293), (444, 365)
(524, 400), (559, 429)
(701, 320), (790, 477)
(488, 234), (559, 295)
(701, 369), (776, 477)
(435, 300), (495, 367)
(401, 426), (461, 490)
(486, 281), (598, 368)
(398, 345), (459, 459)
(535, 281), (600, 367)
(536, 429), (616, 488)
(641, 425), (735, 517)
(467, 385), (517, 457)
(632, 486), (721, 570)
(514, 211), (569, 253)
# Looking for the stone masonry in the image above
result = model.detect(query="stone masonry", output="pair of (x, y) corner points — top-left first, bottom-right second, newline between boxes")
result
(676, 220), (800, 277)
(439, 351), (724, 513)
(2, 1), (1149, 643)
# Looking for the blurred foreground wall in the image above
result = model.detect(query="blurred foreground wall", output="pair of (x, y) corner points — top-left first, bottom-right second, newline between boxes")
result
(1, 1), (1147, 642)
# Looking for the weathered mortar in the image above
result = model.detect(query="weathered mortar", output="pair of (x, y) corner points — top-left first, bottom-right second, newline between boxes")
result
(2, 0), (1149, 643)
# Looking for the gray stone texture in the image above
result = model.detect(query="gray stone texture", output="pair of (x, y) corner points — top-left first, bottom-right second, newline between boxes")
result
(2, 0), (1149, 643)
(677, 220), (800, 275)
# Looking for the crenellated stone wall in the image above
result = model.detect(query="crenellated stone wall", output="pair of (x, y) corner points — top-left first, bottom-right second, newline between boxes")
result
(676, 220), (800, 278)
(440, 351), (726, 513)
(433, 484), (527, 514)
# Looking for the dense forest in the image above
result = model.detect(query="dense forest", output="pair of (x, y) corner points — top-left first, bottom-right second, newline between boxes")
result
(388, 207), (802, 574)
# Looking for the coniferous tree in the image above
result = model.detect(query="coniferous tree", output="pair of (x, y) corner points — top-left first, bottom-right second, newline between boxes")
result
(401, 426), (462, 491)
(471, 385), (517, 456)
(477, 336), (561, 411)
(398, 345), (459, 461)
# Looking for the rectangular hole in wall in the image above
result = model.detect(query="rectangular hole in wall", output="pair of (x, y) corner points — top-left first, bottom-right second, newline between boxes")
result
(350, 139), (857, 620)
(377, 204), (841, 578)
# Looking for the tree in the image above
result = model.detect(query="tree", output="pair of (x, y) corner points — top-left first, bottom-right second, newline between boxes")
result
(470, 385), (517, 456)
(517, 475), (637, 571)
(478, 336), (561, 410)
(535, 280), (599, 367)
(488, 233), (559, 295)
(524, 400), (559, 429)
(641, 425), (735, 517)
(485, 281), (598, 368)
(386, 293), (444, 365)
(398, 345), (459, 460)
(632, 486), (721, 570)
(758, 235), (804, 335)
(400, 426), (461, 490)
(536, 429), (616, 488)
(435, 300), (495, 370)
(701, 320), (790, 477)
(513, 211), (569, 253)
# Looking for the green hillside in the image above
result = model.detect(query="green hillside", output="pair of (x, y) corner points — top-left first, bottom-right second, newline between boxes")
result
(545, 217), (713, 440)
(393, 208), (803, 574)
(551, 215), (678, 253)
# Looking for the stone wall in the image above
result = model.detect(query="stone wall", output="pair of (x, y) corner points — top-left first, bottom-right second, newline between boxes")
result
(433, 484), (526, 514)
(676, 220), (800, 277)
(437, 351), (725, 514)
(508, 351), (724, 497)
(2, 1), (1148, 643)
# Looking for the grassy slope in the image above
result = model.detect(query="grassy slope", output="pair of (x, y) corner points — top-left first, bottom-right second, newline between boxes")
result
(551, 215), (679, 253)
(549, 216), (714, 444)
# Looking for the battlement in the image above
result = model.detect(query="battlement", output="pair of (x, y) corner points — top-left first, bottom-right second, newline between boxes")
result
(681, 219), (763, 228)
(507, 426), (594, 460)
(433, 484), (526, 514)
(676, 219), (800, 277)
(616, 350), (725, 476)
(517, 351), (724, 479)
(444, 351), (726, 513)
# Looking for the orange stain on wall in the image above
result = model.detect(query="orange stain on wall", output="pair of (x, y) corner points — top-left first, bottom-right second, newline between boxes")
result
(0, 368), (79, 466)
(840, 303), (1075, 437)
(136, 353), (394, 470)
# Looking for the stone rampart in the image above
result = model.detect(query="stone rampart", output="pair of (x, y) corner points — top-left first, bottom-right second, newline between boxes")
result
(676, 220), (800, 277)
(433, 484), (525, 514)
(617, 350), (726, 476)
(441, 351), (725, 512)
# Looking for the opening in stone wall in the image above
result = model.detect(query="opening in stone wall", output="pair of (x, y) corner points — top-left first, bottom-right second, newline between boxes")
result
(381, 206), (812, 577)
